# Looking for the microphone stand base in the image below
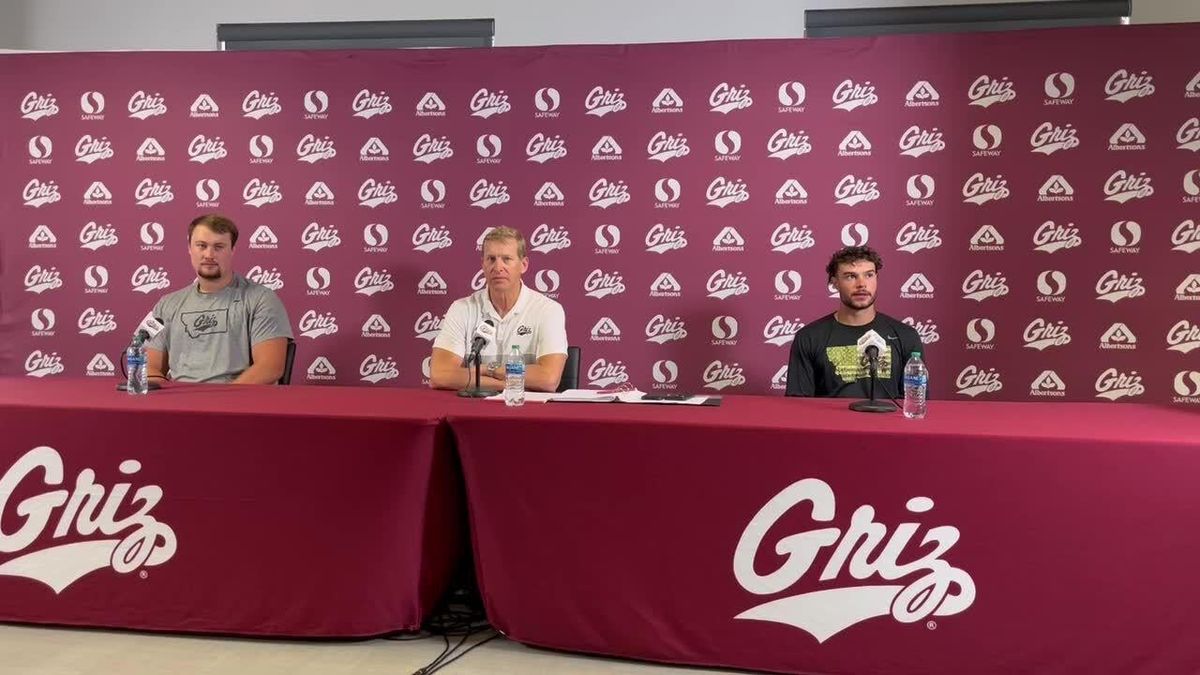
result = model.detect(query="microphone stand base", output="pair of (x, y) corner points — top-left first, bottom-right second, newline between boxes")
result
(457, 388), (499, 398)
(849, 399), (897, 413)
(116, 382), (162, 392)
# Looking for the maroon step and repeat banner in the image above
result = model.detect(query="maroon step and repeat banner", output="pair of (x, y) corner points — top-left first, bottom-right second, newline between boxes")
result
(2, 23), (1198, 402)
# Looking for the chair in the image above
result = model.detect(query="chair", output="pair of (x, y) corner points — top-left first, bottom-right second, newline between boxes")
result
(556, 345), (581, 392)
(278, 337), (297, 385)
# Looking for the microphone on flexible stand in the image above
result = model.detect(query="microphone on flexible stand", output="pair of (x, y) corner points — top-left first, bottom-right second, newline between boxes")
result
(458, 319), (498, 398)
(849, 329), (898, 413)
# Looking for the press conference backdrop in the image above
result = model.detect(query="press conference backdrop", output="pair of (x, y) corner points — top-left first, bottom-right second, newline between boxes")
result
(3, 23), (1198, 402)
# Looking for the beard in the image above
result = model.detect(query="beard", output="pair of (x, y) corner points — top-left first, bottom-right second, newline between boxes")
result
(841, 292), (875, 310)
(197, 264), (222, 280)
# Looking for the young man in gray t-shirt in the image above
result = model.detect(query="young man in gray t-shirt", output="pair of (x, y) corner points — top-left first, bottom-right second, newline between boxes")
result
(147, 214), (292, 384)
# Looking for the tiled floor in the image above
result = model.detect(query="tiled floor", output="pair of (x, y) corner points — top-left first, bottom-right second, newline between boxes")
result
(0, 624), (740, 675)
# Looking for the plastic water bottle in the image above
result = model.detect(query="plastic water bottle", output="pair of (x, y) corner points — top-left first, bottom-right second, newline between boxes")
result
(903, 352), (927, 419)
(126, 341), (149, 395)
(504, 345), (525, 407)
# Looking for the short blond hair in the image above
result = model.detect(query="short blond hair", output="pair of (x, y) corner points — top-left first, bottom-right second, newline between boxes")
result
(481, 227), (526, 259)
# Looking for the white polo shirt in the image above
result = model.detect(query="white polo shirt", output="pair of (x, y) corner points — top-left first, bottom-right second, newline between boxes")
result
(433, 284), (567, 366)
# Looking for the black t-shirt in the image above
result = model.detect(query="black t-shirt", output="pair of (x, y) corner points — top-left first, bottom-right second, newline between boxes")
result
(786, 312), (925, 398)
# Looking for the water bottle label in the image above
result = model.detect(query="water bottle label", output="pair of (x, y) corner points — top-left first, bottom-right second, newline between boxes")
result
(506, 363), (524, 375)
(904, 374), (927, 387)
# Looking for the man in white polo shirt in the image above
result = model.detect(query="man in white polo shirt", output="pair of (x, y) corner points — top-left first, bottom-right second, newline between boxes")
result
(430, 227), (568, 392)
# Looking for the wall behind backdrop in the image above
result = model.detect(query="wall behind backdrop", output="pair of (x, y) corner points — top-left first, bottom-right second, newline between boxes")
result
(3, 23), (1198, 402)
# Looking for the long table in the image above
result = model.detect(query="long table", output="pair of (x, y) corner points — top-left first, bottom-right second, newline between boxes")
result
(449, 396), (1200, 674)
(0, 378), (467, 637)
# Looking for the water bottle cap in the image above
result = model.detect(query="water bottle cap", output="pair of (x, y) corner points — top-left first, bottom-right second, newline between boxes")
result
(910, 351), (920, 357)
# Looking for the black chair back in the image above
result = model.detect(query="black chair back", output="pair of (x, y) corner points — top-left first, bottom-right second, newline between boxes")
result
(556, 345), (581, 392)
(278, 338), (297, 385)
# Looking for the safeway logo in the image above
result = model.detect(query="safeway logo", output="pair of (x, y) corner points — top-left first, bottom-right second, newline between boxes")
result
(1105, 69), (1155, 103)
(971, 125), (1002, 156)
(1036, 270), (1068, 302)
(584, 86), (627, 117)
(654, 178), (682, 208)
(832, 79), (878, 111)
(1111, 220), (1142, 253)
(841, 223), (869, 247)
(420, 179), (446, 207)
(1095, 369), (1145, 401)
(651, 360), (680, 388)
(709, 83), (752, 114)
(27, 135), (53, 164)
(968, 75), (1015, 108)
(713, 130), (741, 160)
(534, 87), (562, 116)
(303, 90), (329, 118)
(777, 81), (806, 112)
(1173, 372), (1200, 403)
(1103, 170), (1153, 203)
(955, 366), (1002, 397)
(0, 446), (178, 591)
(1095, 270), (1145, 303)
(834, 175), (880, 207)
(905, 80), (940, 107)
(587, 359), (629, 388)
(961, 270), (1009, 302)
(1044, 72), (1076, 103)
(1030, 123), (1078, 155)
(734, 478), (974, 642)
(966, 318), (997, 351)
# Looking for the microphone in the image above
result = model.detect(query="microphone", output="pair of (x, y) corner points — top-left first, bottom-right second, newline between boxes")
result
(459, 319), (499, 398)
(468, 319), (497, 364)
(133, 313), (165, 346)
(850, 329), (897, 414)
(856, 330), (887, 369)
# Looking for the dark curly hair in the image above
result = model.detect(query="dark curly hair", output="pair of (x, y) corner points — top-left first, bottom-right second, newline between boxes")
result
(826, 245), (883, 281)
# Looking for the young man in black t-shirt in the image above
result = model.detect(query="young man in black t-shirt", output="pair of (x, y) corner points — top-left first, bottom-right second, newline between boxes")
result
(786, 246), (925, 398)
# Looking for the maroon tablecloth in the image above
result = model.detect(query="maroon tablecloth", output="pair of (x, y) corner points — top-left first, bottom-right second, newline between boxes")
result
(0, 378), (469, 637)
(449, 397), (1200, 674)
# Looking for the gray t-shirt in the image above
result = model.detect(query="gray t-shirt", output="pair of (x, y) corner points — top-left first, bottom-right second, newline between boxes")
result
(147, 274), (292, 383)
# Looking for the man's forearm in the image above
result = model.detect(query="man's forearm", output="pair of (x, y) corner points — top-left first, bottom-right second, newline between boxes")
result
(233, 362), (283, 385)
